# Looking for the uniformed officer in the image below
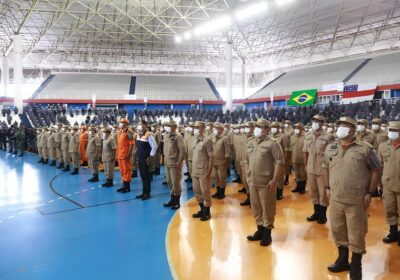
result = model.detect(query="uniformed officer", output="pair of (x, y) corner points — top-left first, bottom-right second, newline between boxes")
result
(61, 125), (71, 171)
(377, 121), (400, 246)
(54, 123), (64, 169)
(245, 118), (284, 247)
(36, 128), (43, 163)
(232, 125), (243, 184)
(40, 127), (49, 164)
(356, 119), (377, 146)
(327, 123), (335, 138)
(191, 121), (214, 221)
(303, 114), (333, 224)
(87, 127), (102, 182)
(290, 123), (307, 194)
(223, 123), (233, 177)
(101, 127), (116, 187)
(184, 122), (196, 183)
(211, 122), (230, 199)
(239, 121), (255, 206)
(116, 119), (135, 193)
(284, 120), (294, 136)
(325, 117), (380, 280)
(47, 127), (57, 166)
(16, 124), (25, 157)
(68, 126), (80, 175)
(163, 120), (186, 210)
(371, 118), (388, 149)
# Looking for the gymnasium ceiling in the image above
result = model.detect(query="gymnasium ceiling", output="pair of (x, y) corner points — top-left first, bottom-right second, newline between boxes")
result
(1, 0), (400, 83)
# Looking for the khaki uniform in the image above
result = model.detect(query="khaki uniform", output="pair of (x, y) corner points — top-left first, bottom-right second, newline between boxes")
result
(184, 133), (196, 175)
(223, 129), (233, 170)
(245, 136), (284, 228)
(239, 134), (253, 191)
(164, 132), (186, 195)
(102, 134), (116, 179)
(378, 141), (400, 225)
(303, 131), (333, 207)
(325, 141), (380, 254)
(86, 133), (102, 175)
(290, 133), (307, 182)
(373, 130), (388, 150)
(54, 130), (63, 163)
(270, 132), (290, 189)
(61, 132), (71, 165)
(47, 133), (56, 161)
(211, 134), (230, 189)
(37, 131), (43, 158)
(40, 132), (49, 160)
(68, 133), (80, 169)
(192, 135), (214, 207)
(233, 133), (243, 180)
(356, 130), (377, 147)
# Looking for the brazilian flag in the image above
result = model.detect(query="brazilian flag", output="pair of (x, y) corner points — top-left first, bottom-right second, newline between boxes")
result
(287, 89), (317, 106)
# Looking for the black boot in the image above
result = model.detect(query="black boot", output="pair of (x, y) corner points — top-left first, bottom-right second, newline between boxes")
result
(131, 169), (138, 178)
(117, 182), (127, 192)
(49, 160), (56, 166)
(171, 195), (180, 210)
(192, 203), (205, 218)
(43, 159), (48, 164)
(260, 227), (272, 247)
(291, 181), (301, 193)
(71, 168), (79, 175)
(81, 160), (88, 167)
(247, 225), (263, 241)
(240, 195), (250, 206)
(38, 158), (44, 163)
(56, 163), (64, 169)
(164, 195), (174, 207)
(298, 181), (306, 194)
(276, 188), (283, 200)
(217, 187), (226, 199)
(212, 187), (221, 198)
(88, 174), (99, 182)
(185, 177), (192, 183)
(226, 169), (231, 177)
(18, 153), (23, 157)
(121, 182), (131, 193)
(307, 204), (319, 222)
(233, 175), (242, 183)
(63, 165), (70, 171)
(383, 224), (398, 243)
(284, 175), (289, 185)
(200, 206), (211, 221)
(317, 205), (328, 224)
(102, 179), (113, 187)
(328, 246), (350, 272)
(142, 193), (150, 200)
(350, 253), (362, 280)
(238, 187), (247, 193)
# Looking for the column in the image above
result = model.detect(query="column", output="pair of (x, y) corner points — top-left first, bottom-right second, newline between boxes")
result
(14, 34), (23, 112)
(241, 59), (246, 99)
(1, 56), (8, 97)
(224, 42), (233, 111)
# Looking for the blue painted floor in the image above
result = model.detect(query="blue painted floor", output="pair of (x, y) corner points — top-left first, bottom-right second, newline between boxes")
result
(0, 151), (198, 280)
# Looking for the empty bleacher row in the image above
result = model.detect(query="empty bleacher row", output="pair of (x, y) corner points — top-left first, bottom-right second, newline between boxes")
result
(33, 74), (221, 101)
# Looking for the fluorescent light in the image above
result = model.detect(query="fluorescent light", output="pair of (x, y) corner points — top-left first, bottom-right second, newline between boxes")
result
(183, 32), (191, 40)
(175, 36), (182, 43)
(194, 15), (232, 36)
(235, 1), (268, 21)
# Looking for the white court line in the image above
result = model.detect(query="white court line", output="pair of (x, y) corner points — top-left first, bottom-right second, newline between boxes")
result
(66, 194), (71, 197)
(57, 197), (63, 200)
(74, 192), (80, 195)
(90, 187), (95, 190)
(48, 200), (55, 203)
(82, 189), (87, 192)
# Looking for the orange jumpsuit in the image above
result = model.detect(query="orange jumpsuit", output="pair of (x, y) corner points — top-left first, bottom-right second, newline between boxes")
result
(117, 129), (135, 183)
(79, 129), (88, 162)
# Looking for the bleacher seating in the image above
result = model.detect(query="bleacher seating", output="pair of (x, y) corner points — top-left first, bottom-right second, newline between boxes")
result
(35, 73), (131, 100)
(0, 111), (21, 126)
(347, 52), (400, 85)
(135, 76), (219, 100)
(251, 59), (365, 99)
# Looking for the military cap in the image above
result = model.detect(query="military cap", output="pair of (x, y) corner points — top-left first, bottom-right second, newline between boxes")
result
(189, 122), (195, 127)
(72, 125), (80, 130)
(165, 120), (177, 127)
(336, 116), (357, 127)
(271, 122), (280, 127)
(294, 122), (303, 128)
(206, 122), (214, 127)
(255, 118), (271, 128)
(102, 127), (112, 133)
(213, 122), (223, 129)
(327, 123), (334, 128)
(245, 121), (255, 127)
(372, 118), (382, 124)
(356, 119), (368, 125)
(313, 114), (325, 122)
(388, 121), (400, 130)
(194, 121), (206, 127)
(223, 123), (231, 128)
(284, 120), (291, 124)
(120, 118), (129, 124)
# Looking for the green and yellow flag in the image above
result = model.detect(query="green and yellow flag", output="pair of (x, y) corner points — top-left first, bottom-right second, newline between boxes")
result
(287, 89), (317, 106)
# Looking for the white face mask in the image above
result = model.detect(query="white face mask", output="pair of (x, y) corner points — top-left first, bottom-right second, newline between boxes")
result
(244, 127), (250, 134)
(61, 128), (66, 132)
(206, 126), (211, 131)
(164, 126), (171, 133)
(327, 127), (333, 133)
(312, 122), (320, 131)
(254, 127), (263, 138)
(294, 129), (300, 135)
(284, 124), (289, 128)
(271, 127), (278, 135)
(336, 126), (350, 139)
(371, 124), (380, 131)
(388, 131), (399, 140)
(119, 123), (123, 128)
(240, 128), (245, 134)
(234, 129), (239, 134)
(357, 125), (366, 132)
(193, 128), (200, 136)
(279, 128), (283, 133)
(102, 132), (107, 139)
(322, 126), (327, 130)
